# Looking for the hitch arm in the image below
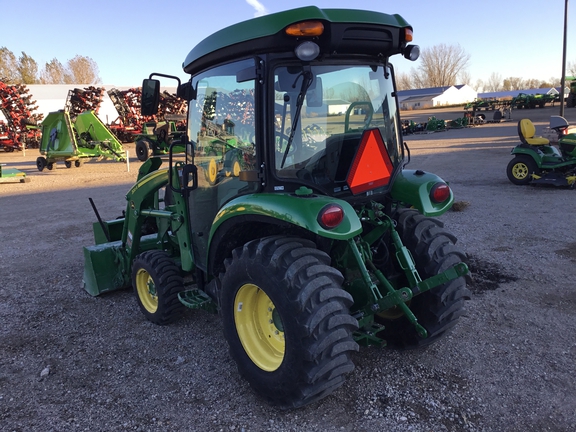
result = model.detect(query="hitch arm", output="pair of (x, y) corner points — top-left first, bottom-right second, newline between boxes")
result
(365, 259), (428, 338)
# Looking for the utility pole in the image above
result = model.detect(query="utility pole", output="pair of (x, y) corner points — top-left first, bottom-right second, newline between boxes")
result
(560, 0), (569, 117)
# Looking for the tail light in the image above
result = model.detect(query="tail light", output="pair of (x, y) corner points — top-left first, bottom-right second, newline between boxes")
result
(430, 183), (451, 203)
(318, 204), (344, 229)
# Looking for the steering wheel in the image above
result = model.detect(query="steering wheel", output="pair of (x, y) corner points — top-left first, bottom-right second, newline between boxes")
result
(275, 129), (297, 155)
(345, 102), (374, 133)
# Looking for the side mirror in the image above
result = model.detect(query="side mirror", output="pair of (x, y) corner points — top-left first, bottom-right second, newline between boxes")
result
(177, 82), (195, 101)
(141, 79), (160, 116)
(306, 76), (323, 107)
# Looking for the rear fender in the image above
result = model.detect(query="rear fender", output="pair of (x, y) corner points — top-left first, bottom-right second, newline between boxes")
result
(510, 146), (543, 165)
(210, 193), (363, 241)
(390, 169), (453, 217)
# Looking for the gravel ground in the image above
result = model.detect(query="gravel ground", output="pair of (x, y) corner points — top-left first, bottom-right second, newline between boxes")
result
(1, 106), (575, 431)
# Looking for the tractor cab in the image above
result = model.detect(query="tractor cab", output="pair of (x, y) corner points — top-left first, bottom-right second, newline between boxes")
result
(140, 7), (427, 273)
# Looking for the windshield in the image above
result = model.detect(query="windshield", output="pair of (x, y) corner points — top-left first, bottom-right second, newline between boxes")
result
(273, 64), (402, 196)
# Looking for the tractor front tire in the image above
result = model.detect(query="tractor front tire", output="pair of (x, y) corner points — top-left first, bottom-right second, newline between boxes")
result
(220, 236), (359, 409)
(135, 140), (152, 162)
(507, 156), (538, 185)
(132, 250), (185, 325)
(376, 208), (471, 349)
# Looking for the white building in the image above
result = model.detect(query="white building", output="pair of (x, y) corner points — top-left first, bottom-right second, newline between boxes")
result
(397, 85), (478, 110)
(0, 84), (137, 125)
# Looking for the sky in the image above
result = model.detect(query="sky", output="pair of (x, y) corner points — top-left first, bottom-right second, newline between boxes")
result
(2, 0), (573, 88)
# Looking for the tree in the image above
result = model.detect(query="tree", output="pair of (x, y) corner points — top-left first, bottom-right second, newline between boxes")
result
(17, 52), (39, 84)
(0, 47), (18, 83)
(523, 78), (541, 89)
(502, 77), (525, 91)
(40, 58), (72, 84)
(412, 43), (470, 88)
(485, 72), (503, 92)
(567, 60), (576, 78)
(395, 71), (413, 91)
(546, 77), (561, 88)
(459, 70), (472, 86)
(67, 55), (101, 84)
(474, 78), (485, 93)
(2, 49), (102, 84)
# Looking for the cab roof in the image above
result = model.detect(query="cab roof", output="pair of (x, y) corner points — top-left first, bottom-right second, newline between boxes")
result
(183, 6), (412, 76)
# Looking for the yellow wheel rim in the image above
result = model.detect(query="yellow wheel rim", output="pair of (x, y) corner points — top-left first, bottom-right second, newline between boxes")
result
(512, 162), (529, 180)
(208, 158), (218, 184)
(377, 301), (410, 320)
(233, 160), (241, 177)
(234, 283), (285, 372)
(135, 268), (158, 313)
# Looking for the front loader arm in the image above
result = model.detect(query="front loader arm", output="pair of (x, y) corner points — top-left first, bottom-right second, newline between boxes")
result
(122, 165), (194, 272)
(83, 160), (193, 297)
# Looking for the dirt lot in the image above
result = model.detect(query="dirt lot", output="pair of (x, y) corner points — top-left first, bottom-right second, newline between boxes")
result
(1, 106), (575, 431)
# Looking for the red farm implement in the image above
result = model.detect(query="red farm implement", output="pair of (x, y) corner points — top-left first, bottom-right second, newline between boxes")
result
(0, 81), (43, 151)
(64, 86), (105, 118)
(107, 87), (187, 144)
(107, 87), (144, 143)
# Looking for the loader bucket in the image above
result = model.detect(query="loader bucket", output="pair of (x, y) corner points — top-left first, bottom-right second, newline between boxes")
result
(83, 241), (128, 296)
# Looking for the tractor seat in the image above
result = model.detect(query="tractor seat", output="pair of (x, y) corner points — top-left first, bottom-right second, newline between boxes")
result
(143, 121), (156, 135)
(518, 118), (549, 146)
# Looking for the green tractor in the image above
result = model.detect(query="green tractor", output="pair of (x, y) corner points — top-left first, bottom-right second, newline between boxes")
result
(83, 7), (470, 408)
(134, 116), (187, 162)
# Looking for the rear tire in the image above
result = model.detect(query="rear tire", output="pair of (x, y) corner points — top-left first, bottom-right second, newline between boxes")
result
(220, 236), (358, 409)
(132, 250), (185, 325)
(507, 156), (538, 185)
(376, 208), (470, 349)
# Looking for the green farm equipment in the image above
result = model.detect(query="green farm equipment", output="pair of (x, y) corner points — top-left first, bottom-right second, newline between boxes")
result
(507, 116), (576, 187)
(83, 6), (470, 408)
(511, 92), (556, 109)
(0, 164), (29, 183)
(37, 110), (125, 171)
(566, 79), (576, 108)
(425, 116), (446, 132)
(134, 117), (187, 162)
